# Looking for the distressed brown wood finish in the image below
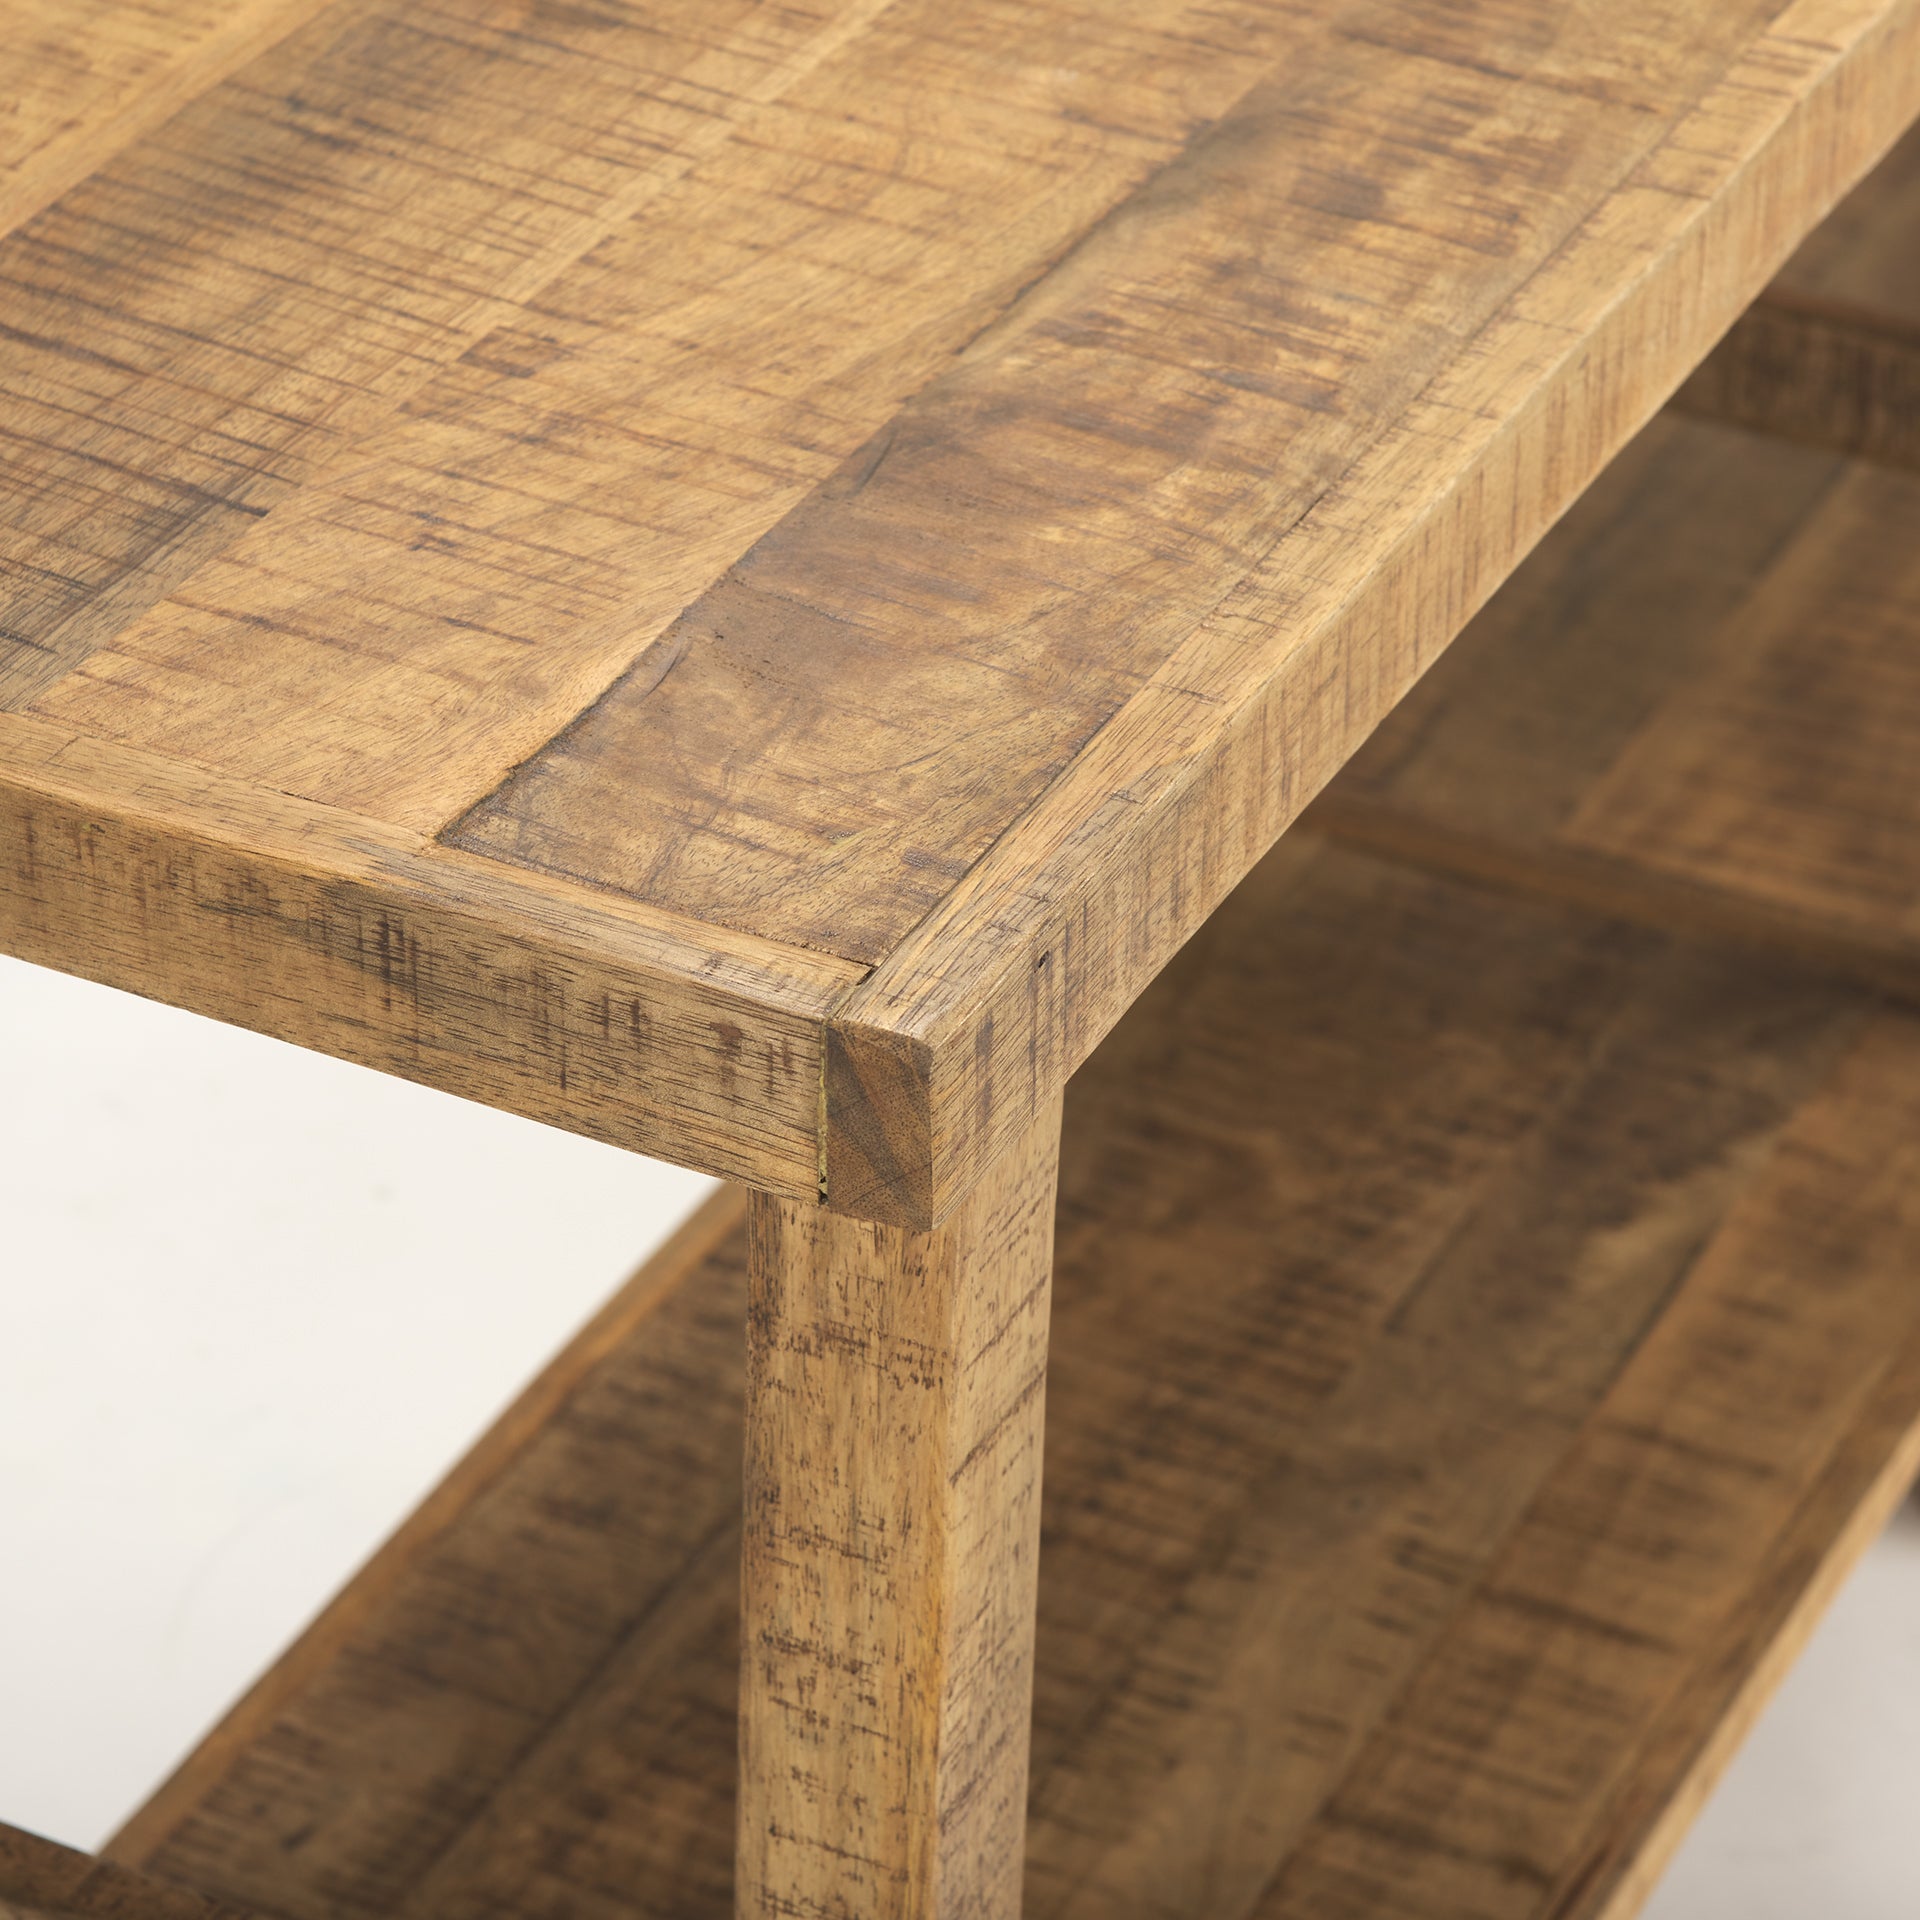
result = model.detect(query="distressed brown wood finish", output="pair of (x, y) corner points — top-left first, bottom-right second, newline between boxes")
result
(0, 1823), (259, 1920)
(107, 1187), (751, 1882)
(0, 0), (343, 239)
(16, 9), (1920, 1919)
(4, 0), (1339, 771)
(805, 0), (1920, 1224)
(0, 0), (1912, 1221)
(451, 0), (1890, 962)
(1312, 414), (1920, 992)
(0, 712), (853, 1194)
(103, 842), (1920, 1920)
(1567, 455), (1920, 936)
(109, 1191), (755, 1919)
(742, 1105), (1062, 1920)
(0, 0), (937, 712)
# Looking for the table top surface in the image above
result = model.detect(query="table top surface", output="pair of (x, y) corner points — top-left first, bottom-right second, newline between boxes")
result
(1, 0), (1915, 1223)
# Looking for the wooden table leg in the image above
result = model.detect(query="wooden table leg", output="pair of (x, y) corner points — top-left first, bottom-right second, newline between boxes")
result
(739, 1098), (1064, 1920)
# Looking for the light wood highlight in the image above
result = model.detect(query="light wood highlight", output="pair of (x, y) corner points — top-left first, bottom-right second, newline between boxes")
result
(0, 0), (341, 241)
(0, 0), (935, 715)
(741, 1102), (1062, 1920)
(5, 0), (1327, 769)
(104, 842), (1920, 1920)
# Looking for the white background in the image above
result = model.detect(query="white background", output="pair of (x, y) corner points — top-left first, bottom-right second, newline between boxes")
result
(2, 951), (1916, 1912)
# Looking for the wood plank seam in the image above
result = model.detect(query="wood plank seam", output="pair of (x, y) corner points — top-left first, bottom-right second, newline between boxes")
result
(0, 0), (962, 715)
(0, 0), (352, 244)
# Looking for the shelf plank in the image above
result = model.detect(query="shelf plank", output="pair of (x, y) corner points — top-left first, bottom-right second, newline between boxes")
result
(106, 1187), (753, 1917)
(0, 1820), (259, 1920)
(1238, 1018), (1920, 1920)
(2, 2), (1915, 1217)
(104, 839), (1920, 1920)
(1677, 290), (1920, 470)
(1313, 412), (1920, 994)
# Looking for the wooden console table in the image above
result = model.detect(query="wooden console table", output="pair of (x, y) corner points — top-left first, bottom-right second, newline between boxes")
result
(6, 3), (1920, 1916)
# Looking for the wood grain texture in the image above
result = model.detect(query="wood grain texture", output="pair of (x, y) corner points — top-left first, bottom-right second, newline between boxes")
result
(10, 0), (1330, 798)
(106, 1186), (749, 1875)
(815, 0), (1920, 1224)
(114, 1196), (752, 1920)
(106, 841), (1920, 1920)
(1240, 1013), (1920, 1920)
(1676, 118), (1920, 460)
(1025, 853), (1889, 1920)
(0, 711), (856, 1195)
(1579, 1329), (1920, 1920)
(742, 1102), (1062, 1920)
(0, 0), (341, 241)
(1312, 413), (1920, 998)
(0, 0), (1912, 1220)
(0, 0), (920, 713)
(455, 0), (1888, 957)
(0, 1824), (257, 1920)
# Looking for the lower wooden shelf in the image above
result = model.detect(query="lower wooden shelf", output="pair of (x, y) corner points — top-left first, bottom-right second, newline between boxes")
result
(97, 805), (1920, 1918)
(1311, 409), (1920, 1000)
(0, 1820), (250, 1920)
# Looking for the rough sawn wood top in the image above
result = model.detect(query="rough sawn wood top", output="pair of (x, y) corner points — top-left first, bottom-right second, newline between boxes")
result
(3, 0), (1918, 1222)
